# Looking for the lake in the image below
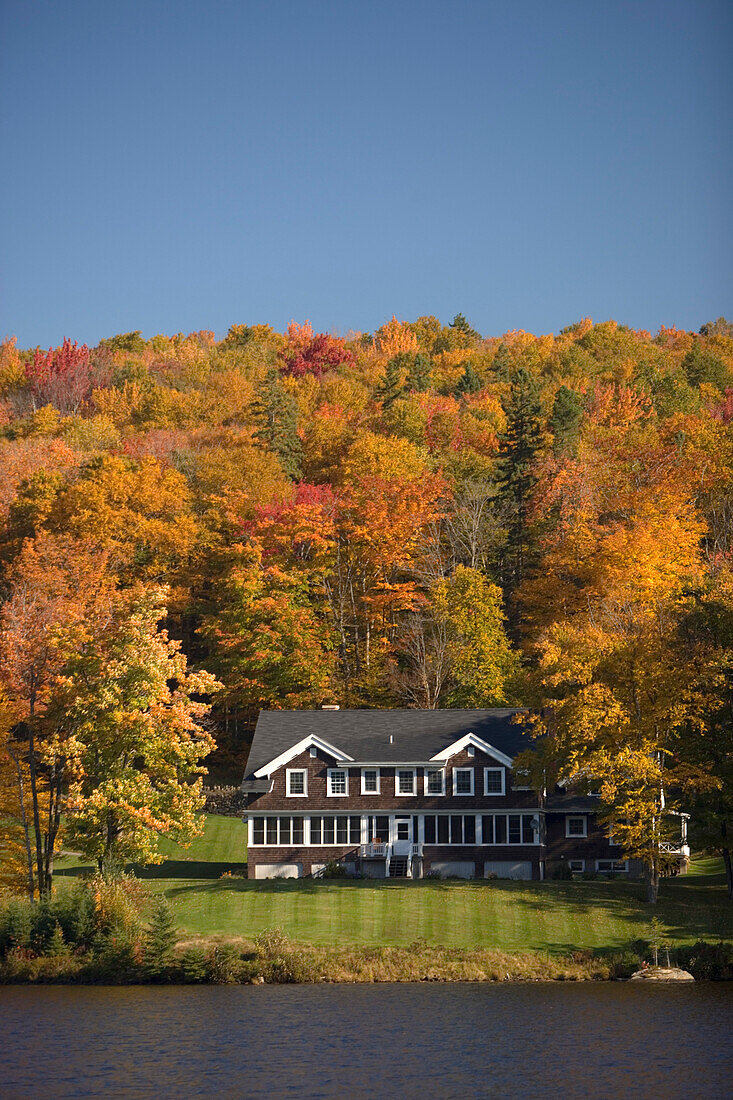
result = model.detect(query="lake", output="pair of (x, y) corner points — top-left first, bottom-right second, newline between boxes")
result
(1, 983), (731, 1098)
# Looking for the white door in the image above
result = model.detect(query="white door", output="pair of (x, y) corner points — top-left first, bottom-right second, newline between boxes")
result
(393, 817), (412, 855)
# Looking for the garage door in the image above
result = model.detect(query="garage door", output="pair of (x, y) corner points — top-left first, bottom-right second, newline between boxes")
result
(484, 861), (533, 880)
(254, 862), (302, 879)
(430, 860), (475, 879)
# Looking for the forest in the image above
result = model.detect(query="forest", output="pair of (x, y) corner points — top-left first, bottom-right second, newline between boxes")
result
(0, 314), (731, 899)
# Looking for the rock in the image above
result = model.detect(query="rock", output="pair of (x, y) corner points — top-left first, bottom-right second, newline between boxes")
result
(630, 966), (694, 982)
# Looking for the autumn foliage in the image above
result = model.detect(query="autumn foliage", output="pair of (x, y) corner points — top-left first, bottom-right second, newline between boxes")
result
(0, 314), (732, 896)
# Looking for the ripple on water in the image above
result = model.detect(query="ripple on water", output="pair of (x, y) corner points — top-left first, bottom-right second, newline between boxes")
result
(1, 983), (732, 1099)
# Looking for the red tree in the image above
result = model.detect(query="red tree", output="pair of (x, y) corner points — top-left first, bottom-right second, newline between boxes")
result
(26, 339), (93, 413)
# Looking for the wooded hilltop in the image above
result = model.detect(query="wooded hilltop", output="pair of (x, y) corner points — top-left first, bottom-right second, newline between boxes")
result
(0, 315), (731, 900)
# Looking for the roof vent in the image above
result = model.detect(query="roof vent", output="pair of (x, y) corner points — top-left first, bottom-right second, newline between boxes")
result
(321, 704), (340, 711)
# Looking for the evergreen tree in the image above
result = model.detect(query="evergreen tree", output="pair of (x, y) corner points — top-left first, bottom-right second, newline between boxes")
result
(497, 367), (544, 608)
(406, 352), (431, 392)
(377, 354), (408, 409)
(251, 368), (303, 479)
(449, 313), (480, 343)
(550, 385), (584, 456)
(144, 895), (177, 978)
(455, 362), (481, 396)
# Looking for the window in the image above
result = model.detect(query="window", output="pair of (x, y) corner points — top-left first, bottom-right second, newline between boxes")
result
(310, 816), (361, 845)
(568, 859), (585, 873)
(484, 768), (505, 796)
(425, 768), (445, 796)
(286, 769), (307, 797)
(596, 859), (628, 873)
(481, 814), (539, 845)
(566, 815), (587, 838)
(327, 768), (348, 796)
(396, 768), (416, 795)
(424, 814), (476, 845)
(453, 768), (474, 796)
(368, 815), (389, 843)
(250, 816), (304, 846)
(361, 768), (380, 794)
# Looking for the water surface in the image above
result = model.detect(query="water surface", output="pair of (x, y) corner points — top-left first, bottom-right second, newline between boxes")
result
(2, 983), (731, 1098)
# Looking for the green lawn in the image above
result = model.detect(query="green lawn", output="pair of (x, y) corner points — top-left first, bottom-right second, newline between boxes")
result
(55, 823), (732, 952)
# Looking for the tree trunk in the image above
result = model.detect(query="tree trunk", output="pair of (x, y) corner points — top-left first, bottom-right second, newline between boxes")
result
(11, 747), (35, 902)
(646, 860), (659, 905)
(723, 847), (733, 900)
(26, 693), (47, 897)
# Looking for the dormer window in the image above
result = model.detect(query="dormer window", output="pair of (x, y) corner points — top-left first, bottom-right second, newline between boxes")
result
(286, 769), (307, 797)
(396, 768), (416, 795)
(484, 768), (505, 796)
(453, 768), (474, 796)
(327, 768), (348, 796)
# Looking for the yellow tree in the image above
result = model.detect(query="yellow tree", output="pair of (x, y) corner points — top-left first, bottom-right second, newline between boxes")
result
(0, 684), (36, 897)
(521, 408), (708, 902)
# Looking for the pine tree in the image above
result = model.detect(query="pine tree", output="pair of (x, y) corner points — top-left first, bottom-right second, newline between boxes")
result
(550, 385), (584, 456)
(251, 368), (303, 479)
(455, 362), (481, 396)
(449, 313), (480, 342)
(377, 354), (408, 409)
(497, 367), (544, 606)
(144, 895), (177, 978)
(406, 353), (432, 392)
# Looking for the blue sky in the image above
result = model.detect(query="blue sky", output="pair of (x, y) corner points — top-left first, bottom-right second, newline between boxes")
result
(1, 0), (731, 348)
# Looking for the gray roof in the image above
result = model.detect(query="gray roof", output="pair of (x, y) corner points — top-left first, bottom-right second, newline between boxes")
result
(242, 708), (533, 781)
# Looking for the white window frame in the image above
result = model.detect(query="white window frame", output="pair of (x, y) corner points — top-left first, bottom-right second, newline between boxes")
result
(286, 768), (308, 797)
(396, 768), (417, 796)
(453, 768), (474, 796)
(511, 768), (532, 791)
(565, 815), (587, 838)
(568, 859), (585, 873)
(596, 859), (628, 873)
(360, 768), (380, 795)
(327, 768), (349, 797)
(483, 767), (505, 796)
(424, 767), (445, 796)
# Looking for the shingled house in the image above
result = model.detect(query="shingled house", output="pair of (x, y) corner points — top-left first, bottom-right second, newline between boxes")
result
(240, 707), (690, 880)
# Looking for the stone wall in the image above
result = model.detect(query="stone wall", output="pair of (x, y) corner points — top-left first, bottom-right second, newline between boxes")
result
(203, 785), (246, 817)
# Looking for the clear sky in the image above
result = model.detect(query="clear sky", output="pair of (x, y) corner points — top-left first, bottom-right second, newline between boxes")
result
(1, 0), (731, 348)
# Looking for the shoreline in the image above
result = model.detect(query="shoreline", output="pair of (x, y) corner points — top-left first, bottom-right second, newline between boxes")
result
(2, 939), (729, 985)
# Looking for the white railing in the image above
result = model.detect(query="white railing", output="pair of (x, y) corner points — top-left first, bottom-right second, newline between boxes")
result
(411, 843), (422, 857)
(659, 842), (690, 856)
(361, 842), (388, 859)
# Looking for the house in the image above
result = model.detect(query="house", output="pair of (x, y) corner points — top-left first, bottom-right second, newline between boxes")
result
(240, 707), (690, 880)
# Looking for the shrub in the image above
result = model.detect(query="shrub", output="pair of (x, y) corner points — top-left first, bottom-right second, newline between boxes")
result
(550, 861), (573, 880)
(177, 947), (209, 983)
(0, 899), (32, 956)
(254, 927), (290, 959)
(676, 941), (733, 981)
(207, 944), (245, 984)
(144, 896), (178, 979)
(320, 860), (349, 879)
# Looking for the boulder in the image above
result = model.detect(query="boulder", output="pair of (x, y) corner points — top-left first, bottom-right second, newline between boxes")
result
(630, 966), (694, 982)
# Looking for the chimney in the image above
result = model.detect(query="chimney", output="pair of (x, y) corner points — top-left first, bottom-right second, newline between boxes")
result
(321, 704), (340, 711)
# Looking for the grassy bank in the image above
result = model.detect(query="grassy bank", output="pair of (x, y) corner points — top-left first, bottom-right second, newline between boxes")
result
(53, 818), (733, 954)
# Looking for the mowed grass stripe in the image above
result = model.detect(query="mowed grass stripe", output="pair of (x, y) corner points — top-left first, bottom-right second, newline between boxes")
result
(149, 875), (732, 950)
(54, 817), (732, 951)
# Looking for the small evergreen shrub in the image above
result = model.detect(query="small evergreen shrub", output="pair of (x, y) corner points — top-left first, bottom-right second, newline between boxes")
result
(144, 897), (178, 979)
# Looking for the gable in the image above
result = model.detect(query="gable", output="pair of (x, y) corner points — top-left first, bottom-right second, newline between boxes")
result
(252, 734), (353, 778)
(429, 732), (514, 768)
